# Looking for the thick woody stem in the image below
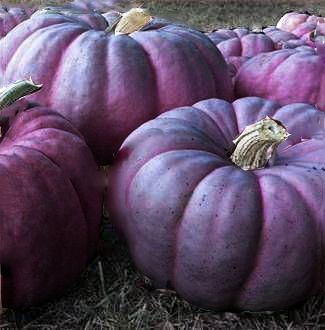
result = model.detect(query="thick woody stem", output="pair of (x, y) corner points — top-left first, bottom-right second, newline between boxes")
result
(230, 117), (290, 170)
(108, 8), (152, 35)
(0, 78), (42, 111)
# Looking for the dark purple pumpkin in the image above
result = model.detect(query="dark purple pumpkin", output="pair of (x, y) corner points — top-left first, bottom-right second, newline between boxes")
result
(107, 96), (325, 311)
(0, 5), (32, 38)
(0, 82), (104, 309)
(0, 8), (233, 165)
(234, 44), (325, 110)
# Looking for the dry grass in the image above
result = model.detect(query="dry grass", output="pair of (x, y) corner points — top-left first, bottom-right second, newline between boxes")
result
(1, 0), (325, 329)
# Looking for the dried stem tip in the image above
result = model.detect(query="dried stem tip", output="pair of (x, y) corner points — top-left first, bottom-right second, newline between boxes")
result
(114, 8), (152, 35)
(230, 116), (290, 171)
(0, 78), (42, 111)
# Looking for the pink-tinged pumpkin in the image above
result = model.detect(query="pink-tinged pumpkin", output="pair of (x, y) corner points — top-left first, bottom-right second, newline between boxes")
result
(207, 27), (275, 58)
(262, 26), (299, 49)
(0, 8), (233, 165)
(0, 5), (32, 38)
(276, 11), (324, 33)
(0, 81), (104, 309)
(206, 28), (275, 79)
(107, 96), (325, 311)
(234, 44), (325, 110)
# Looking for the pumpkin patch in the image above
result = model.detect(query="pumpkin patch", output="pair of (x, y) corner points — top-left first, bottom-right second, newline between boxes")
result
(1, 0), (325, 324)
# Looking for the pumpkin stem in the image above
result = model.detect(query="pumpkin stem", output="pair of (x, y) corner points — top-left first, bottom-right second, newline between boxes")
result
(230, 116), (290, 170)
(107, 8), (152, 35)
(0, 78), (42, 111)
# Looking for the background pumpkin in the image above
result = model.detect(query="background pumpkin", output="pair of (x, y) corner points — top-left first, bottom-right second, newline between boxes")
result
(0, 8), (234, 164)
(0, 81), (104, 309)
(107, 96), (325, 311)
(234, 44), (325, 110)
(0, 5), (32, 38)
(206, 28), (275, 77)
(276, 11), (324, 33)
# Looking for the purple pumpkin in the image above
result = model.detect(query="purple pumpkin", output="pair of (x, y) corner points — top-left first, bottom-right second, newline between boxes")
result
(262, 26), (299, 49)
(0, 81), (104, 309)
(0, 5), (32, 38)
(0, 8), (233, 165)
(207, 27), (275, 58)
(107, 96), (325, 311)
(206, 28), (275, 79)
(234, 43), (325, 110)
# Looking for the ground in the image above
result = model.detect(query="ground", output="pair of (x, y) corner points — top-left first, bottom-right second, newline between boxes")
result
(1, 0), (325, 329)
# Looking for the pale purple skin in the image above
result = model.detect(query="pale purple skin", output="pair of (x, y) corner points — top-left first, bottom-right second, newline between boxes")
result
(0, 101), (104, 309)
(71, 0), (125, 12)
(276, 12), (324, 33)
(107, 96), (325, 311)
(234, 46), (325, 110)
(0, 5), (31, 38)
(207, 28), (275, 58)
(0, 11), (234, 165)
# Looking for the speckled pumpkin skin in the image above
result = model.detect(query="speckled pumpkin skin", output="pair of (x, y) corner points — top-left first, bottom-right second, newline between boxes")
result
(107, 96), (325, 311)
(234, 46), (325, 110)
(0, 101), (104, 309)
(0, 10), (233, 164)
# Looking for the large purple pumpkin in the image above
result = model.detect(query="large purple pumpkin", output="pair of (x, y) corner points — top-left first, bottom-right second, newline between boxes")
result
(234, 44), (325, 110)
(107, 96), (325, 311)
(0, 81), (104, 309)
(0, 9), (233, 164)
(0, 5), (32, 38)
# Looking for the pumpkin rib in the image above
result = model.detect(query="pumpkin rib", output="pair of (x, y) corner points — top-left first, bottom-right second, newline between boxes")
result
(233, 171), (265, 308)
(171, 163), (234, 292)
(41, 27), (90, 105)
(263, 170), (323, 294)
(235, 171), (317, 309)
(124, 33), (160, 117)
(192, 99), (239, 142)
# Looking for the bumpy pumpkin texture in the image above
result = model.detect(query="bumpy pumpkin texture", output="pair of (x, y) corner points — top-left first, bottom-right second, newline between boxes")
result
(107, 96), (325, 311)
(0, 83), (104, 309)
(234, 44), (325, 110)
(0, 8), (233, 164)
(206, 28), (275, 78)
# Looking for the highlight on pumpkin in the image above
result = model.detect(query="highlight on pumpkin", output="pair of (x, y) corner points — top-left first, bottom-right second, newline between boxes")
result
(0, 78), (42, 111)
(114, 8), (152, 35)
(230, 116), (290, 170)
